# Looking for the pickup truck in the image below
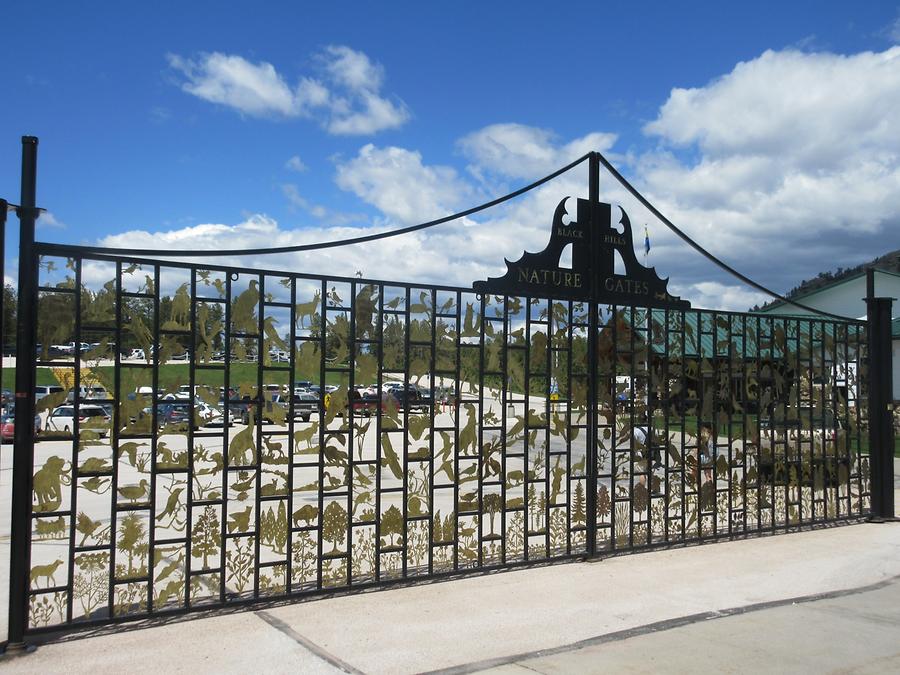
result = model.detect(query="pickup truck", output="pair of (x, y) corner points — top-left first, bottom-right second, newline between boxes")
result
(225, 392), (318, 425)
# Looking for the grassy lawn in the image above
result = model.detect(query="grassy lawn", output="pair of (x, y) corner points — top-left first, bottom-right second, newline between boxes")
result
(3, 365), (346, 394)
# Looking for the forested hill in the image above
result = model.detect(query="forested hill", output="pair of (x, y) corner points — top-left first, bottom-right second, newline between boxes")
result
(754, 248), (900, 311)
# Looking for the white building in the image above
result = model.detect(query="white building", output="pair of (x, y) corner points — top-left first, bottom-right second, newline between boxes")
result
(757, 268), (900, 400)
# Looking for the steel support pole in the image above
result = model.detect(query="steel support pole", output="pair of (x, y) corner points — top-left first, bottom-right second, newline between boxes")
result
(5, 136), (39, 651)
(865, 270), (895, 520)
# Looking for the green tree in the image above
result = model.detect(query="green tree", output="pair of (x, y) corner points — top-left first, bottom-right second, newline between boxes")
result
(2, 284), (15, 352)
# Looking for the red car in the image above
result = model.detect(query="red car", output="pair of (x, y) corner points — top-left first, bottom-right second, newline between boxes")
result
(0, 413), (42, 442)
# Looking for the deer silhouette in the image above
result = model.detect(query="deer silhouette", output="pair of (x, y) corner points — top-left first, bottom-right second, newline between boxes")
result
(30, 559), (64, 588)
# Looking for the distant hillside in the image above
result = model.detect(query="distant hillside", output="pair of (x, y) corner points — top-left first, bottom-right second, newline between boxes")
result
(754, 248), (900, 311)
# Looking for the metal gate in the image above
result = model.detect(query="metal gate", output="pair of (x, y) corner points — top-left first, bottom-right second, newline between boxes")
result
(3, 140), (889, 641)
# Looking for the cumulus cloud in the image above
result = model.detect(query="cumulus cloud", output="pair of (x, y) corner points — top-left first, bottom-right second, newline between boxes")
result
(633, 46), (900, 294)
(334, 144), (476, 224)
(167, 46), (408, 134)
(111, 47), (900, 312)
(167, 53), (299, 117)
(458, 123), (617, 180)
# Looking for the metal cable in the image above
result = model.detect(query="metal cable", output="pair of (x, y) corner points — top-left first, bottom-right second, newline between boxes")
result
(592, 151), (859, 322)
(40, 153), (591, 257)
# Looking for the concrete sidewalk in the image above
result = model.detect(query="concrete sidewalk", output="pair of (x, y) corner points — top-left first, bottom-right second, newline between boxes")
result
(1, 521), (899, 674)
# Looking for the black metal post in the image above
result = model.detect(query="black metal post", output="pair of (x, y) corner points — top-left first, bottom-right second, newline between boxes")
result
(585, 152), (600, 555)
(865, 270), (895, 520)
(1, 199), (6, 415)
(6, 136), (39, 651)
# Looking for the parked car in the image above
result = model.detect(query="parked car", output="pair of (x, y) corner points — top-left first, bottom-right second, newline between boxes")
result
(291, 390), (318, 422)
(66, 386), (110, 402)
(45, 404), (111, 435)
(35, 385), (64, 402)
(0, 413), (42, 442)
(388, 385), (433, 412)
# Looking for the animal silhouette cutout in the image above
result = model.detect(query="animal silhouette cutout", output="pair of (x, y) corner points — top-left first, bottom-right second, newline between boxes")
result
(30, 559), (64, 588)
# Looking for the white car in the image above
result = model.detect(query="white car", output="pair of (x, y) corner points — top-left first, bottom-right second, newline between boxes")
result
(35, 385), (64, 402)
(66, 386), (109, 402)
(45, 404), (111, 435)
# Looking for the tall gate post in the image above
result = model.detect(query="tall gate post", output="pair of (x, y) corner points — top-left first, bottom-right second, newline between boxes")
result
(5, 136), (40, 651)
(865, 270), (895, 520)
(585, 152), (600, 555)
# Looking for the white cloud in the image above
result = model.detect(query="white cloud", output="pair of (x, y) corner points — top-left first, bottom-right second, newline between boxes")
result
(281, 184), (365, 226)
(631, 46), (900, 294)
(669, 281), (768, 312)
(167, 52), (298, 117)
(458, 123), (617, 180)
(285, 155), (307, 172)
(888, 13), (900, 43)
(37, 211), (66, 229)
(335, 144), (475, 225)
(121, 46), (900, 313)
(328, 91), (409, 136)
(167, 46), (408, 135)
(644, 48), (900, 166)
(323, 45), (384, 91)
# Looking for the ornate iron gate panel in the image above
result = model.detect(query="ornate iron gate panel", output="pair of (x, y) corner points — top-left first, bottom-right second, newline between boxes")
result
(591, 305), (869, 551)
(8, 144), (875, 637)
(24, 254), (605, 630)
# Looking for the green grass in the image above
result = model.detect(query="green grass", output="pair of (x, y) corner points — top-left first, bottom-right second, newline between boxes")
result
(3, 365), (346, 394)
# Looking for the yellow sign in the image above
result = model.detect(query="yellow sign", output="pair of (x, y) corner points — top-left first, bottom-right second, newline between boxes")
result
(550, 392), (559, 402)
(324, 393), (332, 410)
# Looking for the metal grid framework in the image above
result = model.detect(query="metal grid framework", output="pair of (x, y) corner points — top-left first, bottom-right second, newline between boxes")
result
(21, 248), (871, 632)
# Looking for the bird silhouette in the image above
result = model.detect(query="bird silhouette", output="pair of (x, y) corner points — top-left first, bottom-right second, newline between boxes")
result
(353, 465), (373, 487)
(117, 441), (142, 467)
(76, 512), (105, 545)
(117, 479), (150, 503)
(227, 505), (253, 533)
(231, 280), (260, 334)
(230, 472), (255, 493)
(82, 475), (111, 494)
(155, 487), (185, 525)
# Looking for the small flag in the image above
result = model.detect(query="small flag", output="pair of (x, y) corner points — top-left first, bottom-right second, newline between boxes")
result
(644, 226), (650, 256)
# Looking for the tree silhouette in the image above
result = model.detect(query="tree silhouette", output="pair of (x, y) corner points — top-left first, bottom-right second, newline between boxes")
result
(633, 482), (649, 516)
(272, 502), (288, 555)
(117, 513), (146, 577)
(527, 484), (537, 528)
(483, 493), (503, 537)
(572, 481), (586, 525)
(380, 505), (403, 548)
(432, 510), (444, 544)
(191, 505), (221, 569)
(73, 552), (109, 619)
(322, 501), (348, 554)
(597, 485), (611, 520)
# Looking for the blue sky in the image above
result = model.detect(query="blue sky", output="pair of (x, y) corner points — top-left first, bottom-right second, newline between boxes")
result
(2, 1), (899, 309)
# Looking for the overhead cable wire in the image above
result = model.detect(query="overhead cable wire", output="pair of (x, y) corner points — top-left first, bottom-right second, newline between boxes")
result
(592, 151), (858, 322)
(41, 152), (592, 258)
